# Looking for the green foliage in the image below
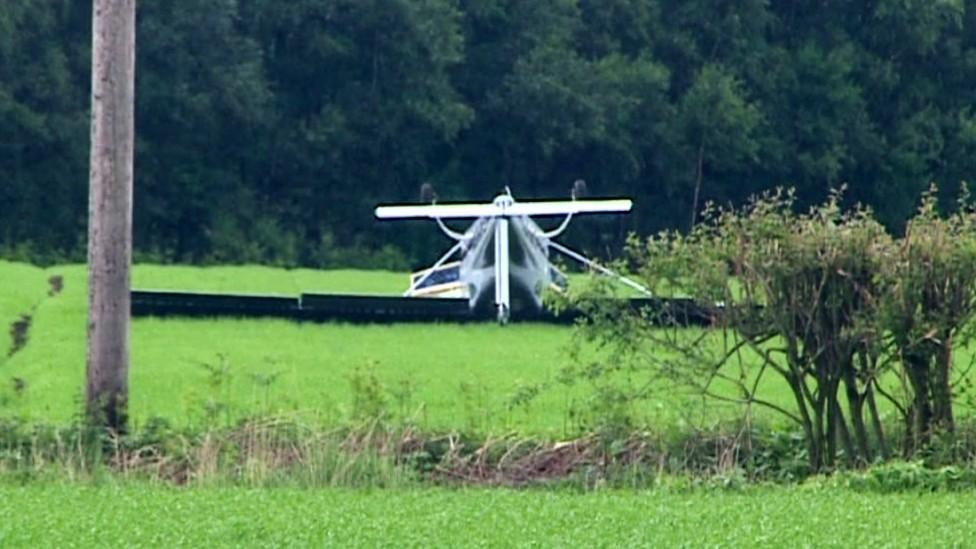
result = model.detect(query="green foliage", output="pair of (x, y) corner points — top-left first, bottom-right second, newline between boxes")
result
(840, 461), (976, 493)
(878, 186), (976, 449)
(346, 365), (388, 421)
(5, 1), (976, 264)
(568, 185), (976, 473)
(569, 190), (897, 471)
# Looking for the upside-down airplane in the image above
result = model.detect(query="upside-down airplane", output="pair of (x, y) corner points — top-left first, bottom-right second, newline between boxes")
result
(375, 183), (649, 323)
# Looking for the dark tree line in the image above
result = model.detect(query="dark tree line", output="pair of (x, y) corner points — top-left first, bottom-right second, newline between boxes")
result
(3, 0), (976, 268)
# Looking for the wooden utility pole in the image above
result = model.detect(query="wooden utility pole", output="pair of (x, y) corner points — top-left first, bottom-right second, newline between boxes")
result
(87, 0), (135, 431)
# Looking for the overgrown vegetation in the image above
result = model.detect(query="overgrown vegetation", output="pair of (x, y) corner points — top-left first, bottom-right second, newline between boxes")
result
(564, 186), (976, 473)
(6, 407), (976, 489)
(881, 190), (976, 452)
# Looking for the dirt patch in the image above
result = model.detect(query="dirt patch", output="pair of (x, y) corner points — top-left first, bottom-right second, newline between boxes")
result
(432, 436), (601, 486)
(3, 274), (62, 361)
(8, 314), (32, 358)
(48, 275), (64, 297)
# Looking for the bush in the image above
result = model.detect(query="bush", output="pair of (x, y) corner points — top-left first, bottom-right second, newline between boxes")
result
(563, 186), (976, 473)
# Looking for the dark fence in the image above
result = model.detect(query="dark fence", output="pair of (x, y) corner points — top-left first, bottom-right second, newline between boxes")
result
(131, 291), (714, 326)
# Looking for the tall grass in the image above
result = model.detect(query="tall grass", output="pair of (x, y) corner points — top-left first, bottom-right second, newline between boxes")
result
(6, 410), (976, 489)
(0, 415), (419, 488)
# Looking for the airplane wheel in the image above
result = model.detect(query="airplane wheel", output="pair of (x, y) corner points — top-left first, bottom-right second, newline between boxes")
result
(497, 304), (510, 324)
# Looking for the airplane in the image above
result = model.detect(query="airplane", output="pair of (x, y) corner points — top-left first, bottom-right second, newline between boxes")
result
(132, 182), (685, 326)
(375, 183), (650, 323)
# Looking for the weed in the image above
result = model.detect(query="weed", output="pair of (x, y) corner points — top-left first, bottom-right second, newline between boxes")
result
(194, 354), (234, 426)
(249, 358), (285, 413)
(459, 380), (490, 433)
(346, 364), (387, 421)
(389, 376), (417, 423)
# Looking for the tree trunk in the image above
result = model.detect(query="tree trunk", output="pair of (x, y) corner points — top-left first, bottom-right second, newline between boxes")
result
(843, 371), (871, 464)
(811, 391), (828, 470)
(866, 382), (889, 460)
(905, 356), (933, 453)
(785, 371), (820, 472)
(86, 0), (136, 432)
(825, 378), (855, 468)
(832, 391), (856, 467)
(689, 140), (705, 229)
(933, 335), (955, 433)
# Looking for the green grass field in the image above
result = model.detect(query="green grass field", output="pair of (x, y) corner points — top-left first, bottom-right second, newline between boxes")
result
(1, 262), (584, 433)
(1, 260), (970, 436)
(2, 483), (974, 547)
(0, 261), (765, 435)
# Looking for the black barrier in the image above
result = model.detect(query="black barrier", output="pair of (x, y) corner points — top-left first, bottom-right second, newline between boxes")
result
(131, 290), (716, 326)
(131, 290), (474, 323)
(300, 294), (473, 323)
(131, 290), (300, 318)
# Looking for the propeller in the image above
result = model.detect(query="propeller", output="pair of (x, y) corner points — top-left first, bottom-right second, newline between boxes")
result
(420, 182), (437, 204)
(571, 179), (588, 200)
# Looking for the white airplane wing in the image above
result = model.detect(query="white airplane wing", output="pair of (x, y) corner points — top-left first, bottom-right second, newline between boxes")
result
(374, 203), (501, 219)
(505, 199), (632, 216)
(376, 199), (632, 219)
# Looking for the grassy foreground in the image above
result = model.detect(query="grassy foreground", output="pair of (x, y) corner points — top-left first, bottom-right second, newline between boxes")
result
(2, 483), (974, 547)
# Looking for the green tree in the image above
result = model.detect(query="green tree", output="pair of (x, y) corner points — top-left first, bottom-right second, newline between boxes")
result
(674, 64), (761, 228)
(0, 1), (89, 261)
(2, 0), (976, 266)
(135, 0), (272, 262)
(242, 0), (472, 266)
(879, 188), (976, 452)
